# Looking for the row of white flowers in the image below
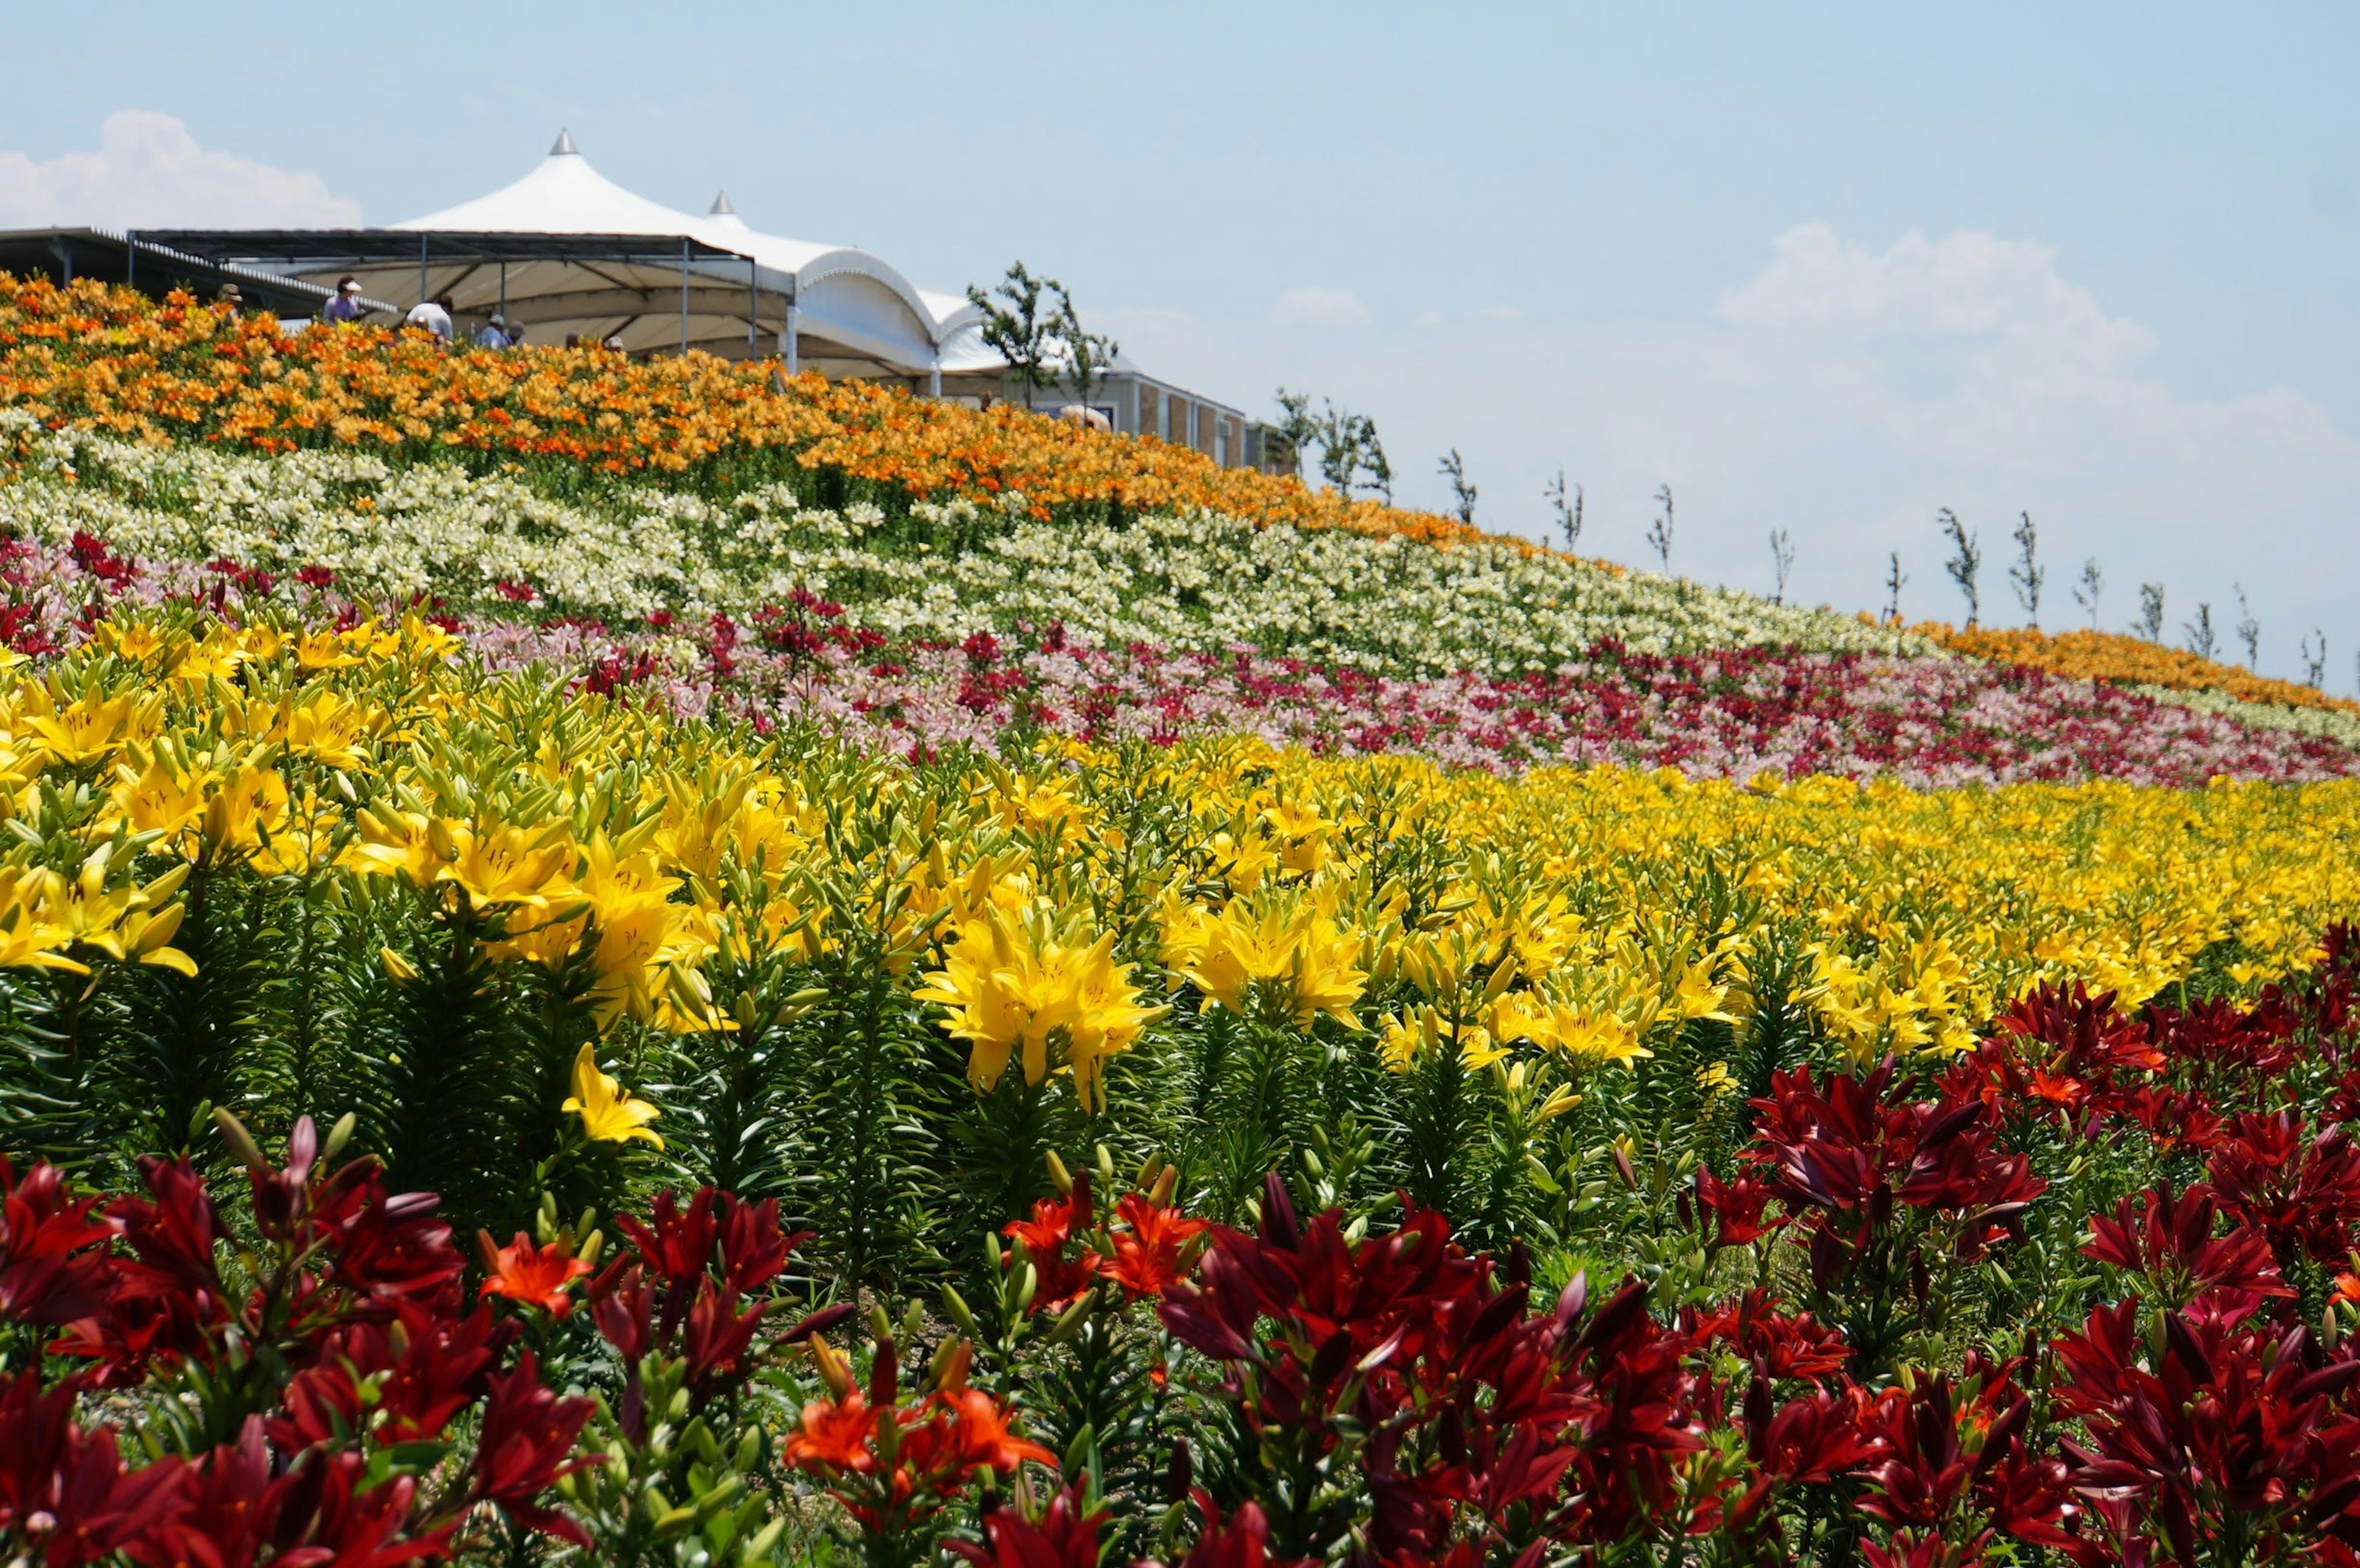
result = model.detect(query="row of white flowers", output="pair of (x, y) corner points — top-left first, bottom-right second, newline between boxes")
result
(0, 420), (1934, 674)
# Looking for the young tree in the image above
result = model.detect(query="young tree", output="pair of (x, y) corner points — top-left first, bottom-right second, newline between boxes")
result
(1645, 484), (1674, 572)
(1544, 470), (1584, 554)
(1438, 449), (1477, 527)
(2302, 629), (2329, 688)
(1272, 389), (1320, 478)
(1307, 404), (1390, 502)
(2233, 583), (2260, 670)
(1883, 551), (1908, 624)
(2008, 511), (2044, 627)
(1313, 404), (1361, 496)
(2136, 582), (2166, 641)
(2071, 557), (2104, 629)
(1769, 528), (1795, 605)
(967, 262), (1061, 410)
(1938, 508), (1981, 627)
(1053, 284), (1120, 414)
(2184, 602), (2216, 661)
(1360, 417), (1394, 504)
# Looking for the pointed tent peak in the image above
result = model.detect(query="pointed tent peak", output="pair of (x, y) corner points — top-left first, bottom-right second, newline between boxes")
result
(550, 128), (579, 156)
(709, 190), (735, 216)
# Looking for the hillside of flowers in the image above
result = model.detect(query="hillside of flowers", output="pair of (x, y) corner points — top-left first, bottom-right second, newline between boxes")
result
(0, 273), (1485, 544)
(6, 273), (2355, 780)
(0, 607), (2358, 1565)
(7, 410), (2360, 786)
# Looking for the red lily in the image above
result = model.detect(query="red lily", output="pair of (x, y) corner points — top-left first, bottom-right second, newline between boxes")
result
(476, 1231), (591, 1317)
(948, 1481), (1107, 1568)
(1099, 1192), (1208, 1298)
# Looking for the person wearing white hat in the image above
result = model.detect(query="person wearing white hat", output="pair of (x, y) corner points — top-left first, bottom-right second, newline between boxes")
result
(322, 276), (368, 326)
(474, 313), (513, 348)
(404, 294), (455, 342)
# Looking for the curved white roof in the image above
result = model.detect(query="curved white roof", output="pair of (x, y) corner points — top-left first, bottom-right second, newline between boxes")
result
(395, 132), (979, 372)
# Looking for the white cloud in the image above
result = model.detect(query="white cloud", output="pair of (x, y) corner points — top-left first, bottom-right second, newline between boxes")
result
(0, 111), (360, 229)
(1717, 223), (2151, 368)
(1271, 286), (1371, 327)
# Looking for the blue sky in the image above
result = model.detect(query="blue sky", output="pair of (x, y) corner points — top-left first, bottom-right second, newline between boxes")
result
(7, 2), (2358, 684)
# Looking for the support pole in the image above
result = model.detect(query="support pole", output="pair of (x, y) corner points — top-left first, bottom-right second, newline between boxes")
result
(748, 258), (758, 355)
(678, 240), (690, 356)
(417, 235), (428, 308)
(929, 353), (942, 399)
(784, 302), (799, 375)
(498, 261), (506, 329)
(125, 232), (133, 290)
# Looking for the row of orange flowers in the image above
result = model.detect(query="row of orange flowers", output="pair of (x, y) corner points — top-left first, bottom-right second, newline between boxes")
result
(0, 273), (1494, 547)
(1923, 621), (2360, 719)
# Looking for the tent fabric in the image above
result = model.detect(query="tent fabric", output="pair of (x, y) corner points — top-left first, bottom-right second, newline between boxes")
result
(379, 135), (973, 374)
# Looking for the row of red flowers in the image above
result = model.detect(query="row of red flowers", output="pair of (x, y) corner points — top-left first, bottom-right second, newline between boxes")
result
(9, 932), (2360, 1564)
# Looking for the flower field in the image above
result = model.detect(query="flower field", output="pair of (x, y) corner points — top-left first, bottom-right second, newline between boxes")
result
(4, 278), (2360, 1566)
(0, 610), (2356, 1564)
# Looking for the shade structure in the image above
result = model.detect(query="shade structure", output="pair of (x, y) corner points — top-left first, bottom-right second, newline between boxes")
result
(0, 227), (403, 322)
(148, 132), (978, 375)
(143, 225), (790, 361)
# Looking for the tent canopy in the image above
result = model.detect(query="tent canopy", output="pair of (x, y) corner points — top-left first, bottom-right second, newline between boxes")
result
(150, 133), (978, 375)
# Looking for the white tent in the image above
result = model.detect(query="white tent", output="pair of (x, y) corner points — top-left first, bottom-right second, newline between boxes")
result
(151, 133), (980, 380)
(391, 133), (972, 376)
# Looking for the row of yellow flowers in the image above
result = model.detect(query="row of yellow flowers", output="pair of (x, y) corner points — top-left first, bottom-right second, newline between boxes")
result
(1, 603), (2354, 1146)
(0, 273), (1493, 547)
(1925, 620), (2360, 719)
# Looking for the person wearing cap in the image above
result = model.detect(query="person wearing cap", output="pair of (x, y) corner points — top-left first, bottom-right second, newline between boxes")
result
(216, 283), (243, 317)
(474, 313), (513, 348)
(404, 294), (454, 342)
(322, 276), (368, 325)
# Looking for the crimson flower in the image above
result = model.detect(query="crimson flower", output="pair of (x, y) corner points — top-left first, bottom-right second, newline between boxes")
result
(1693, 1167), (1787, 1247)
(1995, 983), (2163, 1075)
(679, 1284), (769, 1403)
(2209, 1111), (2360, 1266)
(948, 1481), (1107, 1568)
(1728, 1386), (1884, 1529)
(2081, 1183), (2292, 1309)
(468, 1349), (594, 1545)
(0, 1158), (114, 1327)
(1173, 1493), (1274, 1568)
(270, 1303), (508, 1449)
(1689, 1290), (1850, 1384)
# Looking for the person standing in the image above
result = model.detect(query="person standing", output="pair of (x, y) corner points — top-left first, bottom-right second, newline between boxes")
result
(404, 294), (454, 341)
(474, 313), (513, 348)
(322, 277), (368, 324)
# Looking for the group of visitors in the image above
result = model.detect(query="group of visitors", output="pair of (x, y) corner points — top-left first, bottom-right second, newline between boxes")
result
(222, 273), (627, 353)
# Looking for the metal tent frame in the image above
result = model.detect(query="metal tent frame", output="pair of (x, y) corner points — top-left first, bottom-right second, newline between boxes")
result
(140, 228), (791, 359)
